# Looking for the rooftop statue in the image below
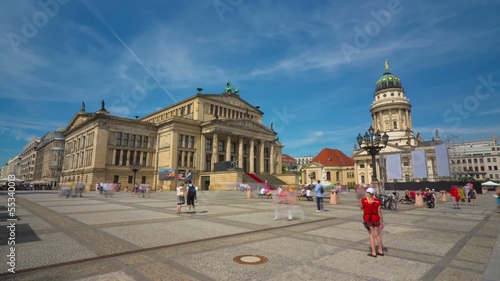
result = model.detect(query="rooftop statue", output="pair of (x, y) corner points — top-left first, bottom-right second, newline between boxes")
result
(81, 102), (85, 111)
(101, 100), (106, 110)
(385, 58), (389, 71)
(224, 80), (240, 94)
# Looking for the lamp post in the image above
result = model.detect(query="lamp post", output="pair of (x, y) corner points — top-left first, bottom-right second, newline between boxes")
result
(308, 173), (315, 184)
(130, 162), (142, 190)
(356, 126), (389, 194)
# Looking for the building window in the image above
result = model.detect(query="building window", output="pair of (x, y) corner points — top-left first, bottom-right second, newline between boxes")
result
(116, 133), (122, 146)
(130, 135), (135, 147)
(122, 150), (128, 165)
(115, 149), (121, 165)
(141, 176), (146, 184)
(360, 164), (365, 169)
(189, 152), (194, 167)
(178, 151), (182, 166)
(487, 158), (491, 162)
(129, 151), (135, 165)
(206, 139), (212, 150)
(494, 158), (497, 163)
(336, 172), (340, 182)
(210, 104), (214, 114)
(393, 121), (397, 129)
(361, 175), (365, 184)
(137, 135), (142, 148)
(128, 176), (133, 184)
(179, 135), (184, 147)
(135, 151), (141, 164)
(113, 175), (119, 183)
(144, 136), (149, 148)
(231, 143), (236, 154)
(142, 152), (147, 166)
(326, 172), (331, 181)
(218, 141), (225, 152)
(123, 133), (129, 146)
(190, 136), (195, 148)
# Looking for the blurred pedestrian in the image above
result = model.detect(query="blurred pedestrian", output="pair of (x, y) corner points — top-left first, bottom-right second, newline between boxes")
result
(176, 183), (185, 214)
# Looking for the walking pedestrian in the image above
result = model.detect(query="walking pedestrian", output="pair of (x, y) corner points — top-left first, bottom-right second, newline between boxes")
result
(176, 183), (185, 214)
(450, 185), (460, 209)
(186, 180), (197, 213)
(360, 187), (384, 258)
(314, 180), (324, 212)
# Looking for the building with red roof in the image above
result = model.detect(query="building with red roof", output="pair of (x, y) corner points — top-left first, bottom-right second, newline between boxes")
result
(302, 148), (355, 186)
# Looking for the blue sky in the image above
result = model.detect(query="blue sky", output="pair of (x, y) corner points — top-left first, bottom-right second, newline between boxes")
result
(1, 0), (500, 166)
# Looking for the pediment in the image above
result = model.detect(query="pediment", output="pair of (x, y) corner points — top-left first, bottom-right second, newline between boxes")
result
(353, 144), (407, 157)
(305, 162), (323, 169)
(204, 94), (256, 111)
(65, 113), (94, 134)
(203, 119), (274, 134)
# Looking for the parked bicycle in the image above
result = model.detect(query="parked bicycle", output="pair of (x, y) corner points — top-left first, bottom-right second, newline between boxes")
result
(377, 192), (399, 210)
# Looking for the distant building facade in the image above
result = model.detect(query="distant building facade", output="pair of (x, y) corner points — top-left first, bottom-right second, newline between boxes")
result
(296, 156), (313, 167)
(20, 138), (40, 182)
(281, 154), (298, 172)
(34, 130), (65, 188)
(448, 135), (500, 181)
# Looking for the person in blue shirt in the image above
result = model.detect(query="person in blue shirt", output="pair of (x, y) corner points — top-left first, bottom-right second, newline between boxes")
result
(314, 180), (324, 212)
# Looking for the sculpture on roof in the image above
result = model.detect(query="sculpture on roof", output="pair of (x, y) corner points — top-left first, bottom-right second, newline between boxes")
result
(101, 100), (106, 111)
(385, 58), (389, 71)
(81, 102), (85, 111)
(224, 80), (239, 94)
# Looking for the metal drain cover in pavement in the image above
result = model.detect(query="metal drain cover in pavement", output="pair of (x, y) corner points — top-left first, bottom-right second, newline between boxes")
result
(233, 255), (269, 265)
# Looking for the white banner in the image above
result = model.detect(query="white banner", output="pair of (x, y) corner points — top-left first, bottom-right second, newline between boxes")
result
(435, 143), (451, 177)
(386, 154), (402, 180)
(412, 150), (428, 178)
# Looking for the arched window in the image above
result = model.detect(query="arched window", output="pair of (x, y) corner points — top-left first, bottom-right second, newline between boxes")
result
(336, 171), (340, 181)
(393, 120), (398, 129)
(326, 172), (331, 181)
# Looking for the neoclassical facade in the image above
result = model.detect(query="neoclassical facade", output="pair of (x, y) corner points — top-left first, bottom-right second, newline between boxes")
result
(61, 83), (284, 190)
(353, 61), (442, 184)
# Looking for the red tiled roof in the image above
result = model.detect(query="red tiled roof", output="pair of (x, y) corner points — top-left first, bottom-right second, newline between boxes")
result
(311, 148), (354, 166)
(281, 154), (297, 164)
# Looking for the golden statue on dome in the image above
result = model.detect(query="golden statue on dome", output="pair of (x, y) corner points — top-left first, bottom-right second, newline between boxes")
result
(385, 58), (389, 71)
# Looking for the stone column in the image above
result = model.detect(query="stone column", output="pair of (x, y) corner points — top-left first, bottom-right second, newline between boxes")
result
(259, 140), (265, 173)
(270, 144), (275, 174)
(406, 110), (410, 129)
(212, 132), (218, 171)
(226, 134), (232, 161)
(238, 137), (243, 169)
(200, 134), (206, 171)
(249, 139), (255, 173)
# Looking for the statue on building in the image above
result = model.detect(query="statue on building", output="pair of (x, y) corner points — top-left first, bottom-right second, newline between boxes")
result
(224, 80), (239, 94)
(435, 129), (440, 140)
(101, 100), (106, 111)
(81, 102), (86, 111)
(270, 122), (274, 131)
(385, 58), (389, 71)
(225, 81), (232, 93)
(230, 159), (238, 169)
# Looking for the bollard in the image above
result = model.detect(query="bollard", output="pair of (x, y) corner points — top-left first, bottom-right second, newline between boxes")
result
(246, 186), (254, 199)
(440, 190), (447, 202)
(415, 191), (424, 207)
(330, 190), (339, 204)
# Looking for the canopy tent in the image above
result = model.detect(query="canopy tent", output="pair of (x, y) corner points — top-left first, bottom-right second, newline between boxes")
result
(481, 181), (500, 187)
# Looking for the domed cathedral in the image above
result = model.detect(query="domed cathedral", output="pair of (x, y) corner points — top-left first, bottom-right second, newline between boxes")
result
(353, 60), (448, 186)
(371, 59), (415, 146)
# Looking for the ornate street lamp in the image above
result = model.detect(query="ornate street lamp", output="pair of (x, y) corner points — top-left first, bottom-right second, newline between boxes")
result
(130, 162), (142, 189)
(308, 173), (315, 184)
(356, 125), (389, 194)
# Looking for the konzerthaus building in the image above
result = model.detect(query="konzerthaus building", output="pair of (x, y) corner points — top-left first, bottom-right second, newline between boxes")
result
(61, 82), (284, 190)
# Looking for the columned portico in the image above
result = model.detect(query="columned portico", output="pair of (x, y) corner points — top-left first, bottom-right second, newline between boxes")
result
(225, 134), (232, 161)
(249, 139), (255, 173)
(238, 137), (243, 169)
(270, 144), (275, 174)
(259, 140), (265, 173)
(200, 134), (206, 171)
(212, 132), (218, 171)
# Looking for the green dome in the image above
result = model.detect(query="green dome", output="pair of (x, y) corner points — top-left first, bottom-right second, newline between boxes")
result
(375, 71), (402, 91)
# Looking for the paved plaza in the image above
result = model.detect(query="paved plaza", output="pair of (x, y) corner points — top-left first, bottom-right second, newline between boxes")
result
(0, 188), (499, 281)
